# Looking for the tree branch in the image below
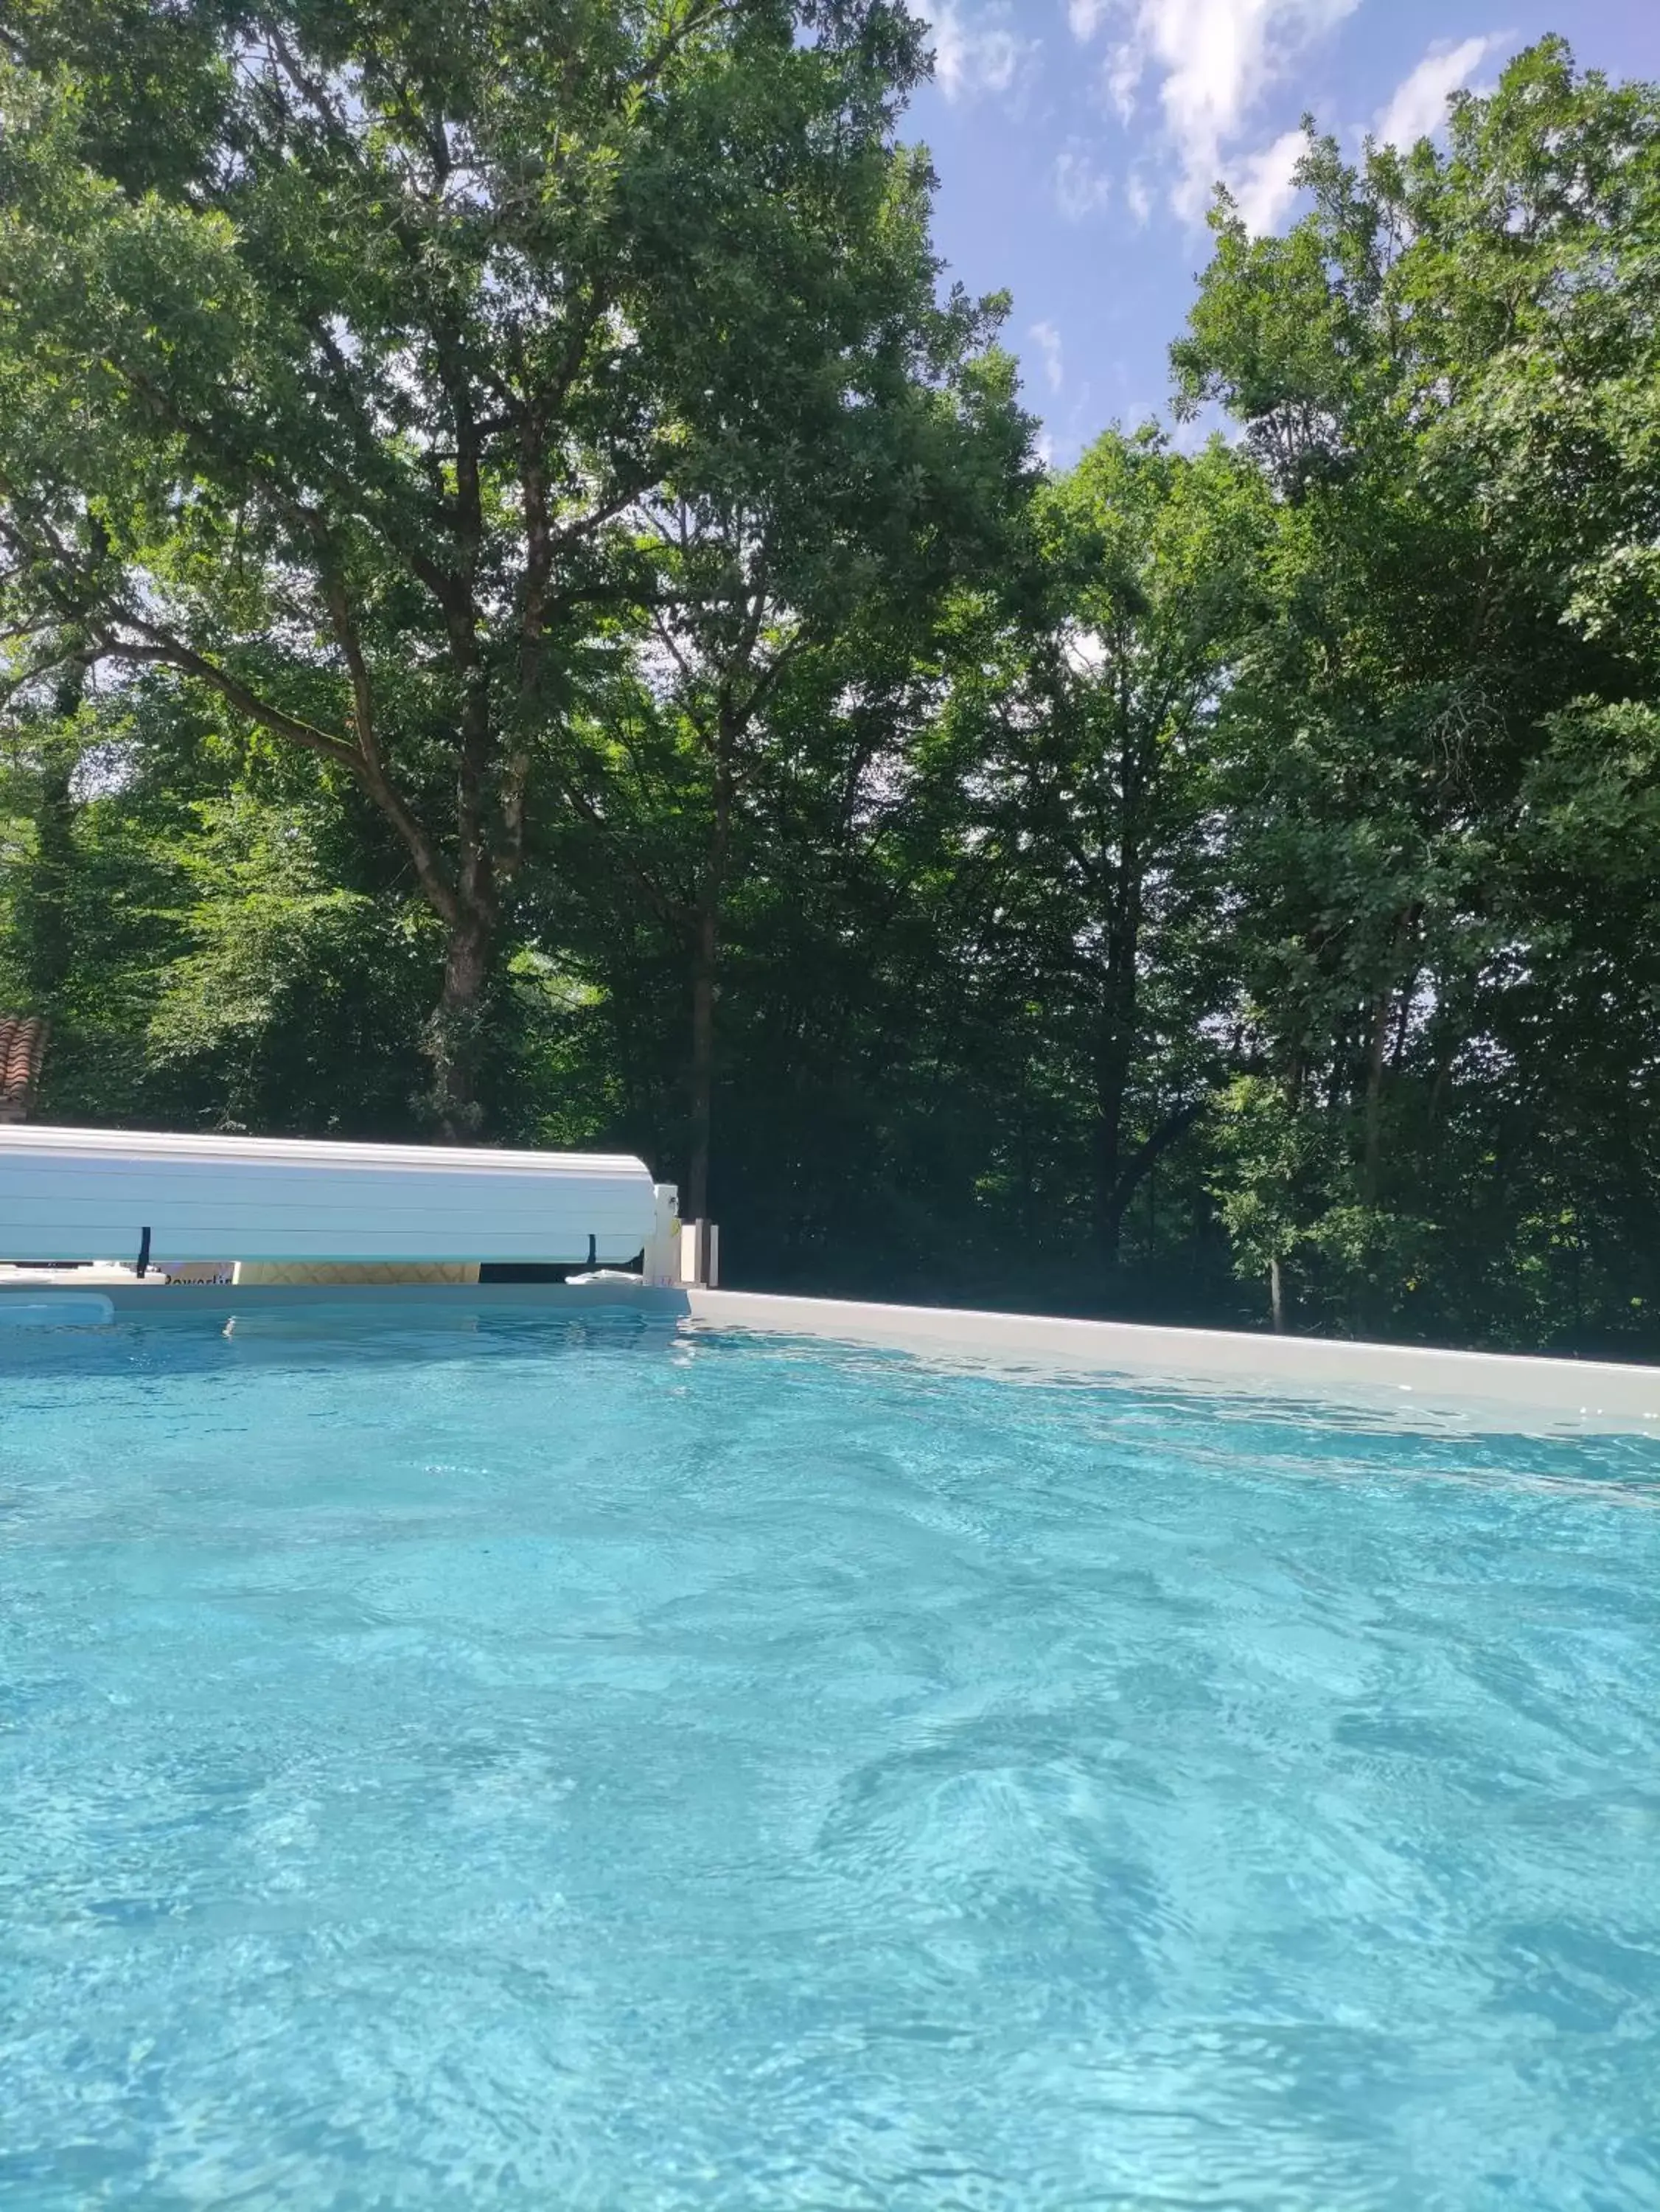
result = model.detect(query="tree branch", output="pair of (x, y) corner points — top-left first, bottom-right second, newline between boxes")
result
(94, 624), (360, 768)
(1103, 1095), (1211, 1223)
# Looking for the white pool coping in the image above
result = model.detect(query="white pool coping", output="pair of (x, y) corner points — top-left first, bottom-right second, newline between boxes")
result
(2, 1271), (1658, 1433)
(683, 1289), (1660, 1433)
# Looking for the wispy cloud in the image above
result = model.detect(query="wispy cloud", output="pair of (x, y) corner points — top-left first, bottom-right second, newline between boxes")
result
(1228, 125), (1305, 232)
(1125, 167), (1154, 226)
(930, 2), (1039, 104)
(1104, 37), (1144, 121)
(1030, 319), (1066, 392)
(1067, 0), (1111, 38)
(1053, 143), (1112, 220)
(1079, 0), (1359, 220)
(1374, 35), (1497, 150)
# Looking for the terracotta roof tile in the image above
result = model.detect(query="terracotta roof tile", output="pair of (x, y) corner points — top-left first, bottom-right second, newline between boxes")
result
(0, 1015), (48, 1121)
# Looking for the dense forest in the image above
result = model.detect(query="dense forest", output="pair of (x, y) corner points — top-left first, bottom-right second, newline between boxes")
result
(1, 6), (1657, 1352)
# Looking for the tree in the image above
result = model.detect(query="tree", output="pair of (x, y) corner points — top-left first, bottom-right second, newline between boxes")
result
(537, 333), (1027, 1220)
(1174, 38), (1660, 1343)
(0, 0), (962, 1130)
(6, 17), (1660, 1356)
(934, 427), (1268, 1273)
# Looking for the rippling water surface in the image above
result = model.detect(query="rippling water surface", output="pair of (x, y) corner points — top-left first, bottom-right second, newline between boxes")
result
(3, 1309), (1659, 2210)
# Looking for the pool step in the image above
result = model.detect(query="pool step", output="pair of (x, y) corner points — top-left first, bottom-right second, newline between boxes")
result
(0, 1291), (116, 1327)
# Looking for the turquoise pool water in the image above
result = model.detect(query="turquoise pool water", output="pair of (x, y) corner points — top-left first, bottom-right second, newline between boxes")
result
(2, 1310), (1658, 2210)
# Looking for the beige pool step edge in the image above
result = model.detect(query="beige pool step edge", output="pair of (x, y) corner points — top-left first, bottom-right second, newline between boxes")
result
(2, 1270), (1658, 1430)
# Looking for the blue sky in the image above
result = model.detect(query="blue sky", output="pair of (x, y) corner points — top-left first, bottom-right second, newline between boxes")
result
(902, 0), (1657, 462)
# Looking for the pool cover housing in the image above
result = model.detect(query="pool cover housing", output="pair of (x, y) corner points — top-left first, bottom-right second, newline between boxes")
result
(0, 1125), (660, 1270)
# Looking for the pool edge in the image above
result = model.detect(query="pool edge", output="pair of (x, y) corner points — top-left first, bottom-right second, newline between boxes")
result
(682, 1289), (1660, 1431)
(4, 1275), (1658, 1430)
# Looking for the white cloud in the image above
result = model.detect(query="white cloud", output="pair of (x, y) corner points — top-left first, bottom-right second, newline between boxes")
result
(1375, 36), (1496, 150)
(1030, 319), (1065, 392)
(930, 3), (1039, 103)
(1067, 0), (1111, 40)
(1074, 0), (1359, 220)
(1105, 38), (1143, 117)
(1053, 143), (1112, 220)
(1126, 166), (1154, 225)
(1228, 125), (1305, 232)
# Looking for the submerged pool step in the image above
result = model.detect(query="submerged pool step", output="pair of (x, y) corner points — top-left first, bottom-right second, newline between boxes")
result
(0, 1291), (116, 1327)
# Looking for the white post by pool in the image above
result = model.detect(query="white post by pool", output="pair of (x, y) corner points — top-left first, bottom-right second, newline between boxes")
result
(678, 1217), (719, 1287)
(643, 1183), (683, 1287)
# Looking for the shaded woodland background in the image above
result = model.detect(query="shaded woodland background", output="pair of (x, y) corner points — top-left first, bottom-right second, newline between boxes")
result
(2, 8), (1657, 1350)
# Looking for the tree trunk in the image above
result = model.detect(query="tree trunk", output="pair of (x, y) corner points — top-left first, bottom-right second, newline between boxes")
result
(1100, 1099), (1207, 1270)
(23, 754), (76, 1003)
(687, 903), (716, 1225)
(22, 657), (88, 1003)
(1094, 1021), (1133, 1268)
(419, 652), (498, 1140)
(1269, 1253), (1286, 1332)
(1361, 987), (1393, 1207)
(1092, 884), (1140, 1270)
(1092, 733), (1144, 1273)
(425, 903), (494, 1139)
(686, 715), (735, 1228)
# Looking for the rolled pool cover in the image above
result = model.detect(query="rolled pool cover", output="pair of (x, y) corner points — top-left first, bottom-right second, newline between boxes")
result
(0, 1126), (658, 1270)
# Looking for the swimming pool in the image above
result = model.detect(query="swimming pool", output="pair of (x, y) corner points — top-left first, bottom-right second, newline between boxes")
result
(4, 1308), (1658, 2208)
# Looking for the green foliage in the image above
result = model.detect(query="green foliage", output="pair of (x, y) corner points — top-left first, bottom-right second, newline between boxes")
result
(0, 0), (1006, 1130)
(1208, 1077), (1316, 1284)
(141, 793), (435, 1134)
(1164, 37), (1660, 1346)
(1, 27), (1658, 1354)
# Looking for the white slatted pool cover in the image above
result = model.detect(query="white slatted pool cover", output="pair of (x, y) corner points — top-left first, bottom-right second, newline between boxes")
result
(0, 1127), (656, 1267)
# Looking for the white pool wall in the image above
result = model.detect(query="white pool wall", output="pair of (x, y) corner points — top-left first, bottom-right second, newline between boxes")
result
(683, 1289), (1660, 1431)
